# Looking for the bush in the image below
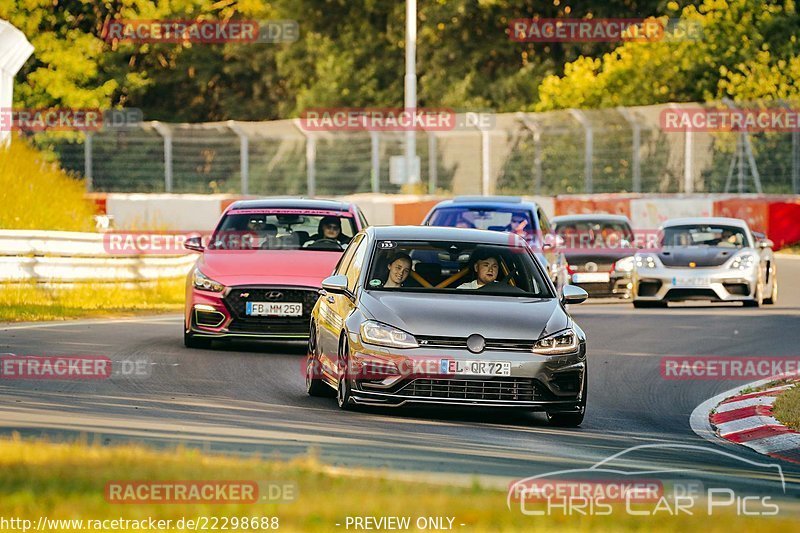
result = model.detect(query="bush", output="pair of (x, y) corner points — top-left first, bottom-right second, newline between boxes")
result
(0, 137), (97, 231)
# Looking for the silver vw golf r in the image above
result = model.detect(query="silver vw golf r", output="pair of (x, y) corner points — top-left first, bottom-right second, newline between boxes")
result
(306, 226), (589, 426)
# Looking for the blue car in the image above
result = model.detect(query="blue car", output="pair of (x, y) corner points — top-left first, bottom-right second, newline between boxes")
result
(422, 196), (569, 292)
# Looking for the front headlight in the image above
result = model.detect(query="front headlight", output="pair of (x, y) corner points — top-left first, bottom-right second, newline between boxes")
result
(360, 321), (418, 349)
(614, 256), (635, 273)
(532, 329), (579, 355)
(729, 253), (755, 270)
(635, 254), (659, 269)
(192, 268), (225, 292)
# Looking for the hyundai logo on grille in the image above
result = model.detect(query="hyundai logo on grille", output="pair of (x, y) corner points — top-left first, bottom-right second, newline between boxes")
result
(466, 334), (486, 354)
(585, 262), (598, 273)
(265, 291), (284, 300)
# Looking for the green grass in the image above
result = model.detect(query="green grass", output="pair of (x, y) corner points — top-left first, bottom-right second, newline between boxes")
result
(773, 383), (800, 431)
(0, 280), (185, 322)
(0, 137), (97, 231)
(0, 436), (797, 532)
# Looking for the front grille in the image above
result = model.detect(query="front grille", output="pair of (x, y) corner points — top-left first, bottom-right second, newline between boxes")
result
(665, 288), (718, 301)
(397, 377), (545, 402)
(417, 336), (536, 352)
(224, 286), (318, 334)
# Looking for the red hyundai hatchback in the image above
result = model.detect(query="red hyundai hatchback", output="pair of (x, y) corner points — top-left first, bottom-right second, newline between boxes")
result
(183, 198), (369, 348)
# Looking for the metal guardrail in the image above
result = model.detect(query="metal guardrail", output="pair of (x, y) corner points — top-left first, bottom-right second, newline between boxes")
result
(0, 230), (197, 282)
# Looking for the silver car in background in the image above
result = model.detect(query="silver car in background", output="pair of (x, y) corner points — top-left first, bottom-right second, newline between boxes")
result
(632, 217), (778, 308)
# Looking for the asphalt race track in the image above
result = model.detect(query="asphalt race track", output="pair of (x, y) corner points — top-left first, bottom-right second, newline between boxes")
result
(2, 257), (800, 502)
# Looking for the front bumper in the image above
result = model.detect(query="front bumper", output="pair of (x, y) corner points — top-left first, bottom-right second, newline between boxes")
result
(632, 266), (757, 303)
(570, 273), (632, 299)
(186, 285), (319, 340)
(344, 340), (587, 410)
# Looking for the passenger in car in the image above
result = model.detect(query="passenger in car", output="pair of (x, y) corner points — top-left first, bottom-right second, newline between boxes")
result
(384, 252), (412, 288)
(457, 250), (500, 289)
(304, 216), (351, 247)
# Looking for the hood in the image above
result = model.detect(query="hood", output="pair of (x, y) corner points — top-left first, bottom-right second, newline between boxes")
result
(196, 250), (341, 287)
(359, 291), (568, 340)
(658, 246), (740, 268)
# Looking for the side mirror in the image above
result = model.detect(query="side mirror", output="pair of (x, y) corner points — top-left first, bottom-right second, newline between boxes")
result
(184, 236), (204, 252)
(321, 274), (350, 295)
(758, 238), (774, 249)
(561, 284), (589, 305)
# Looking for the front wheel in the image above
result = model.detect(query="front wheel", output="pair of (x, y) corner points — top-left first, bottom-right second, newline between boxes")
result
(306, 326), (335, 397)
(336, 337), (356, 410)
(764, 272), (778, 305)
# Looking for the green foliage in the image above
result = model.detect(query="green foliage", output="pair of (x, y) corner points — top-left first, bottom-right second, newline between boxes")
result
(536, 0), (800, 110)
(5, 0), (691, 120)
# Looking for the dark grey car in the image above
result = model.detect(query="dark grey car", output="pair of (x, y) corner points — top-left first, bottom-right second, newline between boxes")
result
(306, 226), (590, 426)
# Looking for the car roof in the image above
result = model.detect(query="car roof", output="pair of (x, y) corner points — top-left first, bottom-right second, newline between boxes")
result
(366, 225), (526, 245)
(431, 196), (538, 210)
(226, 197), (355, 212)
(551, 214), (632, 224)
(662, 217), (749, 229)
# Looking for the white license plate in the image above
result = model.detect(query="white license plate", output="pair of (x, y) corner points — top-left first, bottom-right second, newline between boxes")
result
(246, 302), (302, 317)
(572, 272), (610, 283)
(673, 277), (710, 287)
(440, 360), (511, 376)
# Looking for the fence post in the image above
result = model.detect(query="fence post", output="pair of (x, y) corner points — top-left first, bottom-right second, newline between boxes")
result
(568, 109), (593, 193)
(617, 107), (641, 193)
(517, 113), (543, 194)
(427, 133), (438, 194)
(793, 130), (799, 194)
(151, 121), (173, 193)
(293, 119), (316, 196)
(370, 131), (380, 193)
(228, 120), (250, 194)
(473, 121), (491, 196)
(84, 131), (93, 191)
(228, 121), (250, 195)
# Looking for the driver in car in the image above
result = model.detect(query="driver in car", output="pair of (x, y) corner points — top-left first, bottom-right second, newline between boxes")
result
(457, 250), (500, 289)
(383, 252), (412, 288)
(303, 216), (351, 247)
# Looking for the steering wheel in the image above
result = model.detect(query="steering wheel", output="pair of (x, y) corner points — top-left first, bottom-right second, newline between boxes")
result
(305, 238), (343, 250)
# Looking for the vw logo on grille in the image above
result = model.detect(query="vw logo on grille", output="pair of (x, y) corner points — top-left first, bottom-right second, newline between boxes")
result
(466, 334), (486, 354)
(265, 291), (284, 300)
(585, 261), (598, 273)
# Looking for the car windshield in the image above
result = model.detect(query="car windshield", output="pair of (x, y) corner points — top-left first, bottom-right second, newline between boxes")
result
(428, 207), (535, 236)
(365, 240), (553, 298)
(554, 219), (634, 249)
(208, 209), (357, 251)
(662, 225), (748, 248)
